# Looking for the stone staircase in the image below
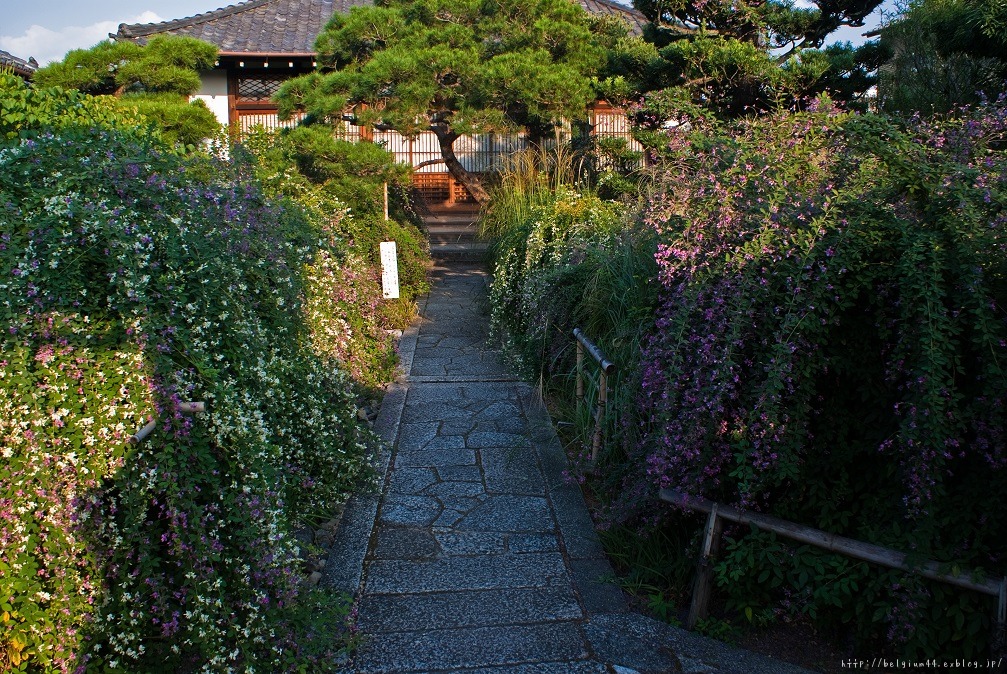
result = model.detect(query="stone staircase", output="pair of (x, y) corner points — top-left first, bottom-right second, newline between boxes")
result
(421, 204), (489, 263)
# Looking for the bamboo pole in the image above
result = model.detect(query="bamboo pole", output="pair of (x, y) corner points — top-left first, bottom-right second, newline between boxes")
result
(573, 328), (616, 375)
(591, 369), (607, 463)
(128, 419), (157, 445)
(576, 340), (585, 416)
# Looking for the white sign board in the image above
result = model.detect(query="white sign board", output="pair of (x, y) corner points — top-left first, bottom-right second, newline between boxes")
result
(380, 241), (400, 299)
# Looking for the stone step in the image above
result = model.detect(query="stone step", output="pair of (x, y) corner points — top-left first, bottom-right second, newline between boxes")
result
(425, 223), (478, 233)
(424, 206), (481, 215)
(429, 242), (491, 263)
(421, 206), (484, 263)
(424, 214), (480, 225)
(428, 233), (481, 245)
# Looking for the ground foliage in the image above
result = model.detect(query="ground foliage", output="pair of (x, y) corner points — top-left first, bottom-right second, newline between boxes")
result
(0, 74), (399, 672)
(486, 97), (1007, 656)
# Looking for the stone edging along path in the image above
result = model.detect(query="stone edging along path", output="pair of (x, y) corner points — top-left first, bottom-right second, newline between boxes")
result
(323, 263), (813, 674)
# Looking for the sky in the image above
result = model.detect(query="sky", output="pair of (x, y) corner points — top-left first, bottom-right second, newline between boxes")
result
(3, 0), (892, 67)
(2, 1), (218, 65)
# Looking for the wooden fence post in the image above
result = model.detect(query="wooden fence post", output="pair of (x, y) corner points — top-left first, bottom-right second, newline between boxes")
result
(576, 339), (584, 416)
(662, 488), (1007, 649)
(688, 503), (722, 630)
(998, 579), (1007, 654)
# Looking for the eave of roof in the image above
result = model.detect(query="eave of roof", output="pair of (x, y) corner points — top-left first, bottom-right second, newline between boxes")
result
(115, 0), (647, 55)
(579, 0), (648, 36)
(0, 49), (38, 77)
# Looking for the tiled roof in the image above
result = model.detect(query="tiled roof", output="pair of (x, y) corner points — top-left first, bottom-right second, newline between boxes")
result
(0, 49), (38, 78)
(116, 0), (346, 55)
(115, 0), (647, 55)
(579, 0), (647, 35)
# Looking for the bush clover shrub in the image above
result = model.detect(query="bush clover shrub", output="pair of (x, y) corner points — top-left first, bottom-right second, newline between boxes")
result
(632, 98), (1007, 654)
(486, 96), (1007, 656)
(0, 72), (390, 673)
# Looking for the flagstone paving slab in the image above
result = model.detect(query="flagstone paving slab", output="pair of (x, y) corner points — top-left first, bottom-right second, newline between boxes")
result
(353, 622), (589, 673)
(356, 586), (582, 632)
(327, 263), (813, 674)
(365, 552), (570, 595)
(455, 664), (609, 674)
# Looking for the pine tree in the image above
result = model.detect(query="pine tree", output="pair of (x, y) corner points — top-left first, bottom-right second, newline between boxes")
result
(34, 36), (220, 148)
(276, 0), (634, 204)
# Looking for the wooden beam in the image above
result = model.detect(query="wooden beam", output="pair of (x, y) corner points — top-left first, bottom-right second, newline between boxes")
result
(660, 488), (1005, 596)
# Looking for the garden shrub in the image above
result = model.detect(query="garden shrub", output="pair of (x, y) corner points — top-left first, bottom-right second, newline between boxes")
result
(32, 36), (223, 149)
(241, 126), (430, 388)
(488, 186), (629, 375)
(631, 97), (1007, 655)
(0, 75), (376, 672)
(0, 73), (146, 142)
(485, 162), (658, 471)
(486, 97), (1007, 655)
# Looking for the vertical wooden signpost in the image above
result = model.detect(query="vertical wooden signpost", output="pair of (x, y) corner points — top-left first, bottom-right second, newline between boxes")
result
(380, 241), (400, 299)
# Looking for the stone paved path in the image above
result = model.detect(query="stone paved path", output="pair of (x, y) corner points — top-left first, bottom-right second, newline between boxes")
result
(326, 263), (814, 674)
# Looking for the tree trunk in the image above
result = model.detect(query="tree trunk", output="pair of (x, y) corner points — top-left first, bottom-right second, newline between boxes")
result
(433, 127), (490, 205)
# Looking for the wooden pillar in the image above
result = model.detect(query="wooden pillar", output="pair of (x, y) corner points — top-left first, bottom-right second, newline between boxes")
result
(227, 71), (239, 140)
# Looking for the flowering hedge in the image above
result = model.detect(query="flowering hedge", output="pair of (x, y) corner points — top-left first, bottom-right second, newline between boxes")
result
(0, 76), (381, 672)
(633, 99), (1007, 653)
(488, 188), (629, 375)
(486, 99), (1007, 654)
(241, 126), (430, 391)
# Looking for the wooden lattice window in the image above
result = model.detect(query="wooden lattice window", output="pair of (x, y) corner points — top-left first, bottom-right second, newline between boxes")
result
(235, 76), (287, 103)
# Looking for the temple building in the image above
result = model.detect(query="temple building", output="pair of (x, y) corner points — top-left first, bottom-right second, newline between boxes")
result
(115, 0), (644, 203)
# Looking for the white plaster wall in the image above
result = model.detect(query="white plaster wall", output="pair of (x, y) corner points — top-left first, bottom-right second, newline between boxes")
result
(191, 71), (229, 127)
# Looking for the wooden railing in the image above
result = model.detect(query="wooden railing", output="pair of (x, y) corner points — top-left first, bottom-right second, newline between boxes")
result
(660, 488), (1007, 646)
(573, 328), (615, 463)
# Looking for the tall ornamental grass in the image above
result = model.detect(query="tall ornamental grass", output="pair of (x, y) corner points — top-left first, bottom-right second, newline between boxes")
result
(484, 148), (658, 468)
